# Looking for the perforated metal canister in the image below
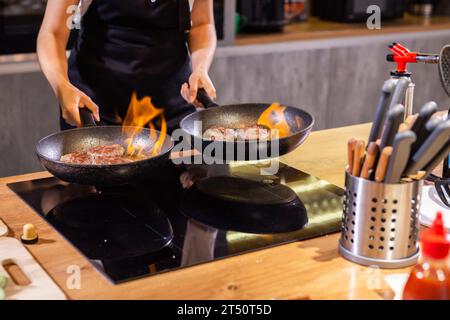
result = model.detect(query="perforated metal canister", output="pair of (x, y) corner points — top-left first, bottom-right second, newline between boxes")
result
(339, 172), (422, 268)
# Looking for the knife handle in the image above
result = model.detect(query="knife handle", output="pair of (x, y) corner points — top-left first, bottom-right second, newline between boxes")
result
(347, 138), (357, 173)
(406, 120), (450, 175)
(360, 142), (379, 180)
(411, 116), (442, 154)
(368, 80), (396, 144)
(424, 142), (450, 176)
(352, 140), (365, 177)
(375, 147), (393, 183)
(409, 101), (438, 154)
(405, 113), (419, 128)
(384, 131), (417, 184)
(380, 104), (405, 149)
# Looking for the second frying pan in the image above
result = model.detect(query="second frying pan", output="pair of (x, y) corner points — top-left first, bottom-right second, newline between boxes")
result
(180, 90), (314, 161)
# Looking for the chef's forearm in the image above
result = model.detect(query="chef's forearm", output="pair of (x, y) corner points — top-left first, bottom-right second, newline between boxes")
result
(37, 32), (71, 96)
(188, 0), (216, 73)
(188, 23), (217, 73)
(37, 0), (77, 97)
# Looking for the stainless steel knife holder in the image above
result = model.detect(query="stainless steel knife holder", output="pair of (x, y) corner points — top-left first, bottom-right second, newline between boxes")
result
(339, 172), (422, 268)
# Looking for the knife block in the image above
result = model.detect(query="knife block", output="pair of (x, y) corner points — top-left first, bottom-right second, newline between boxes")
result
(339, 172), (423, 269)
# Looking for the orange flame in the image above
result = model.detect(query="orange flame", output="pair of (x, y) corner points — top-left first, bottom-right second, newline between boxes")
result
(257, 102), (291, 138)
(121, 92), (167, 157)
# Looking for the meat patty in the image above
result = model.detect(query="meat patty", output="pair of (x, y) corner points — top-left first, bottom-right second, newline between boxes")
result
(60, 152), (92, 165)
(59, 144), (146, 165)
(236, 126), (270, 141)
(87, 144), (125, 157)
(91, 155), (133, 165)
(203, 126), (236, 142)
(203, 125), (271, 141)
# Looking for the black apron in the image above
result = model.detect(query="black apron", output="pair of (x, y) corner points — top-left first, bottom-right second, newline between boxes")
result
(64, 0), (195, 133)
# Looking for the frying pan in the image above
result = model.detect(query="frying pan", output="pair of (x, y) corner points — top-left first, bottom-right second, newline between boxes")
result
(180, 90), (314, 161)
(36, 109), (174, 186)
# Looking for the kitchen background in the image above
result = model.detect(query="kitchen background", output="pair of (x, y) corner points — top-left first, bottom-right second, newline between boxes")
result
(1, 0), (450, 177)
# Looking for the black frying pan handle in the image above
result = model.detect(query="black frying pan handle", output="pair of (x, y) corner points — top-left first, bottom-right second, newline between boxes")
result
(196, 88), (219, 109)
(79, 108), (97, 127)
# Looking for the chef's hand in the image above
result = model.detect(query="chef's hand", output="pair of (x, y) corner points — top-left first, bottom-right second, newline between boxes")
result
(57, 82), (100, 127)
(181, 69), (217, 108)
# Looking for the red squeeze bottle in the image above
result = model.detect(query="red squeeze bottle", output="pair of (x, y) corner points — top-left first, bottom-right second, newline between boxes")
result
(403, 212), (450, 300)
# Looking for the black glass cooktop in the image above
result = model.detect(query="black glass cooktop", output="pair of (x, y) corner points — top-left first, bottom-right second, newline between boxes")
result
(8, 162), (344, 284)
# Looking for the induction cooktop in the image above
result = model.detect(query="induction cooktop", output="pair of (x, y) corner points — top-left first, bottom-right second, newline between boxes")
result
(8, 162), (344, 284)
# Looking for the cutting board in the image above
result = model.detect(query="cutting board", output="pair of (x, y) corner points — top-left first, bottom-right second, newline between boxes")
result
(0, 237), (66, 300)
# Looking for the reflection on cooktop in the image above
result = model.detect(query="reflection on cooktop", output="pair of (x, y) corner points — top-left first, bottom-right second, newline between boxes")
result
(47, 194), (174, 260)
(8, 162), (344, 284)
(180, 176), (309, 234)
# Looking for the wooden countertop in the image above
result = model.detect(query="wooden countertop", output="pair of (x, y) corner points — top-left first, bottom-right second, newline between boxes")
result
(0, 123), (405, 300)
(235, 15), (450, 46)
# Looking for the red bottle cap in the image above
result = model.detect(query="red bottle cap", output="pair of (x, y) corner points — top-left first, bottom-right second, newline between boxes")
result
(421, 212), (450, 260)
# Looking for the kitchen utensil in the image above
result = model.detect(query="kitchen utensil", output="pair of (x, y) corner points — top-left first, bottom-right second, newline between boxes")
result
(388, 78), (411, 112)
(180, 90), (314, 161)
(385, 131), (417, 184)
(418, 185), (450, 228)
(375, 147), (393, 183)
(352, 140), (365, 177)
(347, 138), (357, 172)
(0, 218), (7, 237)
(405, 113), (418, 129)
(403, 45), (450, 97)
(420, 116), (442, 138)
(36, 109), (174, 186)
(398, 123), (409, 132)
(438, 45), (450, 97)
(386, 44), (419, 116)
(423, 142), (450, 177)
(405, 120), (450, 176)
(433, 178), (450, 208)
(339, 172), (422, 268)
(380, 104), (405, 149)
(368, 79), (397, 144)
(360, 142), (380, 180)
(409, 101), (438, 154)
(0, 237), (66, 300)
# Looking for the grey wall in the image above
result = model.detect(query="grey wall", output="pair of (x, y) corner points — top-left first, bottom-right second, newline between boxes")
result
(0, 72), (59, 177)
(1, 29), (450, 177)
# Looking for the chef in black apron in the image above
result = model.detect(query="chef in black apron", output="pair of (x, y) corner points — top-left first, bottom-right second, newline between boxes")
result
(37, 0), (217, 133)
